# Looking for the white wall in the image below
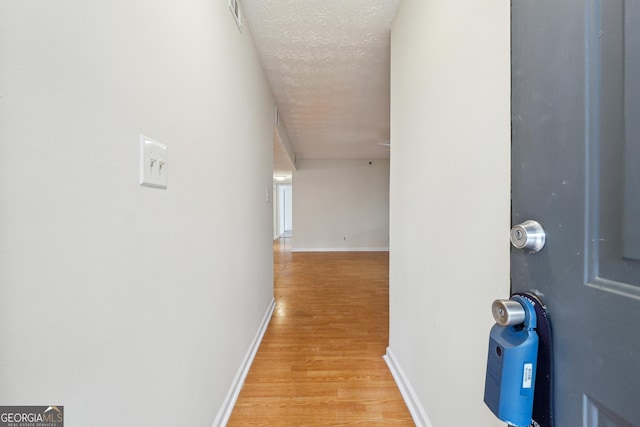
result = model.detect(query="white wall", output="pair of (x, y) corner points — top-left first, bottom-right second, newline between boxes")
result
(292, 159), (389, 251)
(0, 1), (274, 425)
(388, 1), (510, 426)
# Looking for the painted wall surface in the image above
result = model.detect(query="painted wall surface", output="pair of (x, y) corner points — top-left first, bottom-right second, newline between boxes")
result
(389, 0), (510, 426)
(0, 1), (274, 425)
(292, 159), (390, 251)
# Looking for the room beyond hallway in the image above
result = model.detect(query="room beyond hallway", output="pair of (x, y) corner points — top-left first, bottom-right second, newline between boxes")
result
(227, 239), (413, 425)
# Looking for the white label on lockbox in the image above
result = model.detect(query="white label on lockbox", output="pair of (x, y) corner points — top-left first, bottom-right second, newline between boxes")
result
(522, 363), (533, 388)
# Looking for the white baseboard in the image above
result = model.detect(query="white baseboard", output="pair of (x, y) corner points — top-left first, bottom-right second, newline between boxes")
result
(292, 247), (389, 252)
(383, 347), (433, 427)
(212, 298), (276, 427)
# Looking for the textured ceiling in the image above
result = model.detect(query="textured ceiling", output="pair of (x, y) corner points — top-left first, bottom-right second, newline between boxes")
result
(241, 0), (400, 166)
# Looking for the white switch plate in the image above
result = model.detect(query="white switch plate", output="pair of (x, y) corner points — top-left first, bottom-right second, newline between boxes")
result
(140, 135), (167, 189)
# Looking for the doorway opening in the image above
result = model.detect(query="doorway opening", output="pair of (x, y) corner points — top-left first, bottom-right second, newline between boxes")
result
(275, 183), (292, 238)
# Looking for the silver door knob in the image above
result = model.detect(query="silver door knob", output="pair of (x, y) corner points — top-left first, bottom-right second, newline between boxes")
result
(510, 220), (546, 253)
(492, 299), (526, 326)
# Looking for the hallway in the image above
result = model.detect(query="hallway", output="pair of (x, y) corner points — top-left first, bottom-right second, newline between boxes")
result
(227, 240), (414, 425)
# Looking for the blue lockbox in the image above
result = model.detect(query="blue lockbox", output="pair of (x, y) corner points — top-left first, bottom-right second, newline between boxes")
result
(484, 295), (539, 427)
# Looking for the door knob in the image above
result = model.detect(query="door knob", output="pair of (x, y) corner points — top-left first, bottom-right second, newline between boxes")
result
(492, 299), (526, 326)
(511, 220), (546, 253)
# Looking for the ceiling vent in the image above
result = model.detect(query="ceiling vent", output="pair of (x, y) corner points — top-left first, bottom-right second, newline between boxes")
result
(228, 0), (243, 33)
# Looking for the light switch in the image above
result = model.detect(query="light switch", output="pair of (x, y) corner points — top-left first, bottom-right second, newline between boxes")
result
(140, 135), (167, 189)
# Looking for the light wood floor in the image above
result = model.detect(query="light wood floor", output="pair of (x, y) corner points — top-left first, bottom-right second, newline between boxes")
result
(227, 239), (414, 426)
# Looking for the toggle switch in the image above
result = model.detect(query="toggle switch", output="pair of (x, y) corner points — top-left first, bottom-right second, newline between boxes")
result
(140, 135), (167, 189)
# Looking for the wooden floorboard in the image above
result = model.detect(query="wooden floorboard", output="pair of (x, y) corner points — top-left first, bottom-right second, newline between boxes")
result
(227, 239), (414, 426)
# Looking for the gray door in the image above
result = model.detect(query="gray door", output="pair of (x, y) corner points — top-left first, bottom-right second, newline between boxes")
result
(511, 0), (640, 425)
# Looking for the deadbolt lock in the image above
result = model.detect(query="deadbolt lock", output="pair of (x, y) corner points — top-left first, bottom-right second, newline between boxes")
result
(510, 220), (546, 253)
